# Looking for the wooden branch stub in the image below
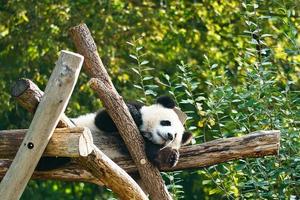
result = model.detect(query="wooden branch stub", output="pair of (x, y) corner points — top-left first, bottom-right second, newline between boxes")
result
(11, 78), (44, 113)
(0, 50), (83, 200)
(11, 78), (75, 128)
(69, 23), (172, 199)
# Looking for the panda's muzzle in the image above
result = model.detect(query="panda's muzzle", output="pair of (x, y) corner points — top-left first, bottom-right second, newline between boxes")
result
(167, 133), (174, 140)
(157, 131), (172, 142)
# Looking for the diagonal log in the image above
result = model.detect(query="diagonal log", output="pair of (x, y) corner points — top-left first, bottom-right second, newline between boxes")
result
(0, 50), (83, 200)
(69, 23), (172, 200)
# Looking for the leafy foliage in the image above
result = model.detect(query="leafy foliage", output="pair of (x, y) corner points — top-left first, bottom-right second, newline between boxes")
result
(0, 0), (299, 199)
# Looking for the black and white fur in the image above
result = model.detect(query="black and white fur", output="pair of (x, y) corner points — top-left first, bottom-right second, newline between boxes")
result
(72, 95), (193, 168)
(37, 96), (192, 170)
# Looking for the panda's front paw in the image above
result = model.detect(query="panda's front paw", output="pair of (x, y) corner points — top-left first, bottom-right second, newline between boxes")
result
(168, 149), (179, 167)
(155, 147), (179, 168)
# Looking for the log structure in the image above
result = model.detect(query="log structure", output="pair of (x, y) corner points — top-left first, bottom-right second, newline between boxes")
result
(0, 50), (84, 200)
(69, 23), (172, 199)
(9, 79), (147, 200)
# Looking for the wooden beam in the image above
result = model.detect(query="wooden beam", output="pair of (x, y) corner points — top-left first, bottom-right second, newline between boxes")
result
(0, 129), (280, 173)
(0, 50), (83, 200)
(69, 23), (172, 200)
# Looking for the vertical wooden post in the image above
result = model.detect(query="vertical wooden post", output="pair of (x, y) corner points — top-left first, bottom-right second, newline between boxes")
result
(0, 50), (83, 200)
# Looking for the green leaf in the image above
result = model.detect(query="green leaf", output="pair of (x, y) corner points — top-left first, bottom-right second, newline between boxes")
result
(143, 76), (153, 81)
(131, 68), (140, 75)
(129, 54), (138, 60)
(136, 46), (143, 51)
(133, 85), (143, 90)
(140, 60), (149, 65)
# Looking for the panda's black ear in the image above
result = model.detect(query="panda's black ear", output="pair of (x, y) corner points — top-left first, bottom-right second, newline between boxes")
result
(156, 95), (176, 109)
(181, 131), (193, 145)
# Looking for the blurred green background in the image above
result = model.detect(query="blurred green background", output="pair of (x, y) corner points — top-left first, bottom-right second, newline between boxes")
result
(0, 0), (299, 199)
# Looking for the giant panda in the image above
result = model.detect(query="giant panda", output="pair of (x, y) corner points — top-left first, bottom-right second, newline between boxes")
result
(37, 95), (193, 170)
(72, 95), (193, 168)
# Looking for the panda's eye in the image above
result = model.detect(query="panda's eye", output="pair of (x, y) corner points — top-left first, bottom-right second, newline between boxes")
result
(160, 120), (171, 126)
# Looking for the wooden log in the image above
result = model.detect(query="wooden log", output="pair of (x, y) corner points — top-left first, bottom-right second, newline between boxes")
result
(0, 159), (103, 185)
(0, 129), (280, 173)
(69, 23), (172, 200)
(11, 78), (44, 113)
(9, 78), (148, 200)
(11, 78), (74, 128)
(0, 50), (83, 200)
(83, 145), (148, 200)
(0, 127), (92, 158)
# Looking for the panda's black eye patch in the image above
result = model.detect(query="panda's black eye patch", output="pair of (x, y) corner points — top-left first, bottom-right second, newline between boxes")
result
(160, 120), (171, 126)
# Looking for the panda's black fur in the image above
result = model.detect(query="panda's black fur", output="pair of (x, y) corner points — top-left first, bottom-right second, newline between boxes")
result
(37, 96), (192, 170)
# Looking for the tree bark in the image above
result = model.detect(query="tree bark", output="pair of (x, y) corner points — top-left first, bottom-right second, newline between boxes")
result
(0, 50), (84, 200)
(0, 129), (280, 173)
(69, 23), (172, 200)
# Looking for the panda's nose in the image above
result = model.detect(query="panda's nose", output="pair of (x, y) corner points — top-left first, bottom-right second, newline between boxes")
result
(167, 133), (173, 140)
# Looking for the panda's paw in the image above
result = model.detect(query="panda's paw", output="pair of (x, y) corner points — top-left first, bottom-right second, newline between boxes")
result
(167, 148), (179, 167)
(156, 147), (179, 168)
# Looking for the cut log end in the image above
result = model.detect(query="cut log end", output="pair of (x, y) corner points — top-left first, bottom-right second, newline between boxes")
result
(79, 128), (94, 157)
(11, 79), (31, 97)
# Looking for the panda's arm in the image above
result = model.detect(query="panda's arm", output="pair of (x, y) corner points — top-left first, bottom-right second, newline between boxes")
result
(94, 101), (144, 132)
(144, 140), (162, 166)
(94, 109), (118, 132)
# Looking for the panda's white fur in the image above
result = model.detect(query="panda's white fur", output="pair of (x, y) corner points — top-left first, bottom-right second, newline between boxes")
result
(71, 104), (184, 150)
(139, 104), (184, 149)
(71, 113), (99, 133)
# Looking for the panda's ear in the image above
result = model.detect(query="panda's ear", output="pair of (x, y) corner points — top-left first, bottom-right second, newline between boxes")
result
(156, 95), (176, 109)
(181, 131), (193, 145)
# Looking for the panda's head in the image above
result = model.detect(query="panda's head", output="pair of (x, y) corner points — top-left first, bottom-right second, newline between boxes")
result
(139, 96), (193, 149)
